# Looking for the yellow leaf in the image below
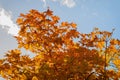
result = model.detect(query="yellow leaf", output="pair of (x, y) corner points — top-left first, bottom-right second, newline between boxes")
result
(8, 70), (12, 75)
(20, 74), (27, 80)
(0, 71), (5, 77)
(113, 60), (120, 66)
(32, 76), (38, 80)
(24, 44), (29, 49)
(97, 41), (104, 49)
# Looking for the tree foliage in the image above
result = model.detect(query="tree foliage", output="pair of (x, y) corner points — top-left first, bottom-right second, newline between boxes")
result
(0, 9), (120, 80)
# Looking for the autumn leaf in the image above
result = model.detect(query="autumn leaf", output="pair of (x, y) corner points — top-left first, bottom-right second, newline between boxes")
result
(71, 22), (77, 28)
(16, 18), (23, 24)
(45, 8), (53, 16)
(52, 16), (60, 21)
(97, 41), (105, 49)
(61, 22), (69, 27)
(32, 76), (38, 80)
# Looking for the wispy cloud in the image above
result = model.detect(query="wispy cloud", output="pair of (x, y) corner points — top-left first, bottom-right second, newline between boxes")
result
(0, 8), (19, 36)
(41, 0), (76, 8)
(92, 12), (98, 17)
(61, 0), (76, 8)
(41, 0), (47, 7)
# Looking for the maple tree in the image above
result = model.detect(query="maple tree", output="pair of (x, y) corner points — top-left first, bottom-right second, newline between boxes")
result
(0, 9), (120, 80)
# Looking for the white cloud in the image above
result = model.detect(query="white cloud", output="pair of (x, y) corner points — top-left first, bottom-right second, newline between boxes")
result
(41, 0), (76, 8)
(92, 12), (98, 17)
(0, 8), (19, 36)
(51, 0), (57, 2)
(41, 0), (47, 7)
(61, 0), (76, 8)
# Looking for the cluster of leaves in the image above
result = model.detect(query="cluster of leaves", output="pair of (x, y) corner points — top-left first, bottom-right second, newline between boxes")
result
(0, 9), (120, 80)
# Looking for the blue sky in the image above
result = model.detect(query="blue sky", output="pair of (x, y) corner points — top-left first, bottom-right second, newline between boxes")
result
(0, 0), (120, 58)
(0, 0), (120, 79)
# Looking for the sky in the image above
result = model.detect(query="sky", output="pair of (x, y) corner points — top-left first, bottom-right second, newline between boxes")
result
(0, 0), (120, 79)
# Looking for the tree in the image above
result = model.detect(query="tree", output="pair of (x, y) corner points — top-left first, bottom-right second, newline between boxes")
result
(0, 9), (120, 80)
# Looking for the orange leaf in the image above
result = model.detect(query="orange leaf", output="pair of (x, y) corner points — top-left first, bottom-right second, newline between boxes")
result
(32, 76), (38, 80)
(71, 22), (77, 28)
(61, 22), (68, 27)
(45, 8), (53, 16)
(52, 16), (60, 21)
(16, 18), (23, 24)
